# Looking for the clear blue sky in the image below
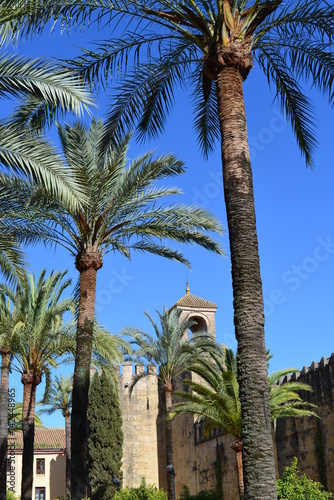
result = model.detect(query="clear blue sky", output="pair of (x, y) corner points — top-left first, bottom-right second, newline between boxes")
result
(4, 18), (334, 427)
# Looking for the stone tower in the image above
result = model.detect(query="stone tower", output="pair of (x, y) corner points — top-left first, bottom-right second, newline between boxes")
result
(118, 285), (218, 496)
(169, 284), (218, 496)
(171, 282), (217, 339)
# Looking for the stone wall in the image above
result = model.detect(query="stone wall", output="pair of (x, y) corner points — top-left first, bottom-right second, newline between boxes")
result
(117, 363), (160, 488)
(118, 353), (334, 499)
(275, 353), (334, 492)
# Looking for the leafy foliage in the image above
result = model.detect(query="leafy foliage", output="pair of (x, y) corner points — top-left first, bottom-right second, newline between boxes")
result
(179, 485), (220, 500)
(6, 491), (19, 500)
(171, 346), (318, 438)
(8, 1), (334, 165)
(276, 457), (332, 500)
(88, 371), (123, 500)
(123, 307), (218, 392)
(38, 374), (73, 417)
(8, 402), (43, 432)
(0, 269), (75, 399)
(20, 118), (224, 266)
(114, 478), (167, 500)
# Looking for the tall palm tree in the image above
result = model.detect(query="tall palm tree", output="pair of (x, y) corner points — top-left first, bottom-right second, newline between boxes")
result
(12, 117), (223, 499)
(123, 307), (217, 500)
(4, 269), (75, 500)
(39, 375), (73, 497)
(171, 347), (318, 500)
(37, 328), (129, 499)
(6, 2), (334, 496)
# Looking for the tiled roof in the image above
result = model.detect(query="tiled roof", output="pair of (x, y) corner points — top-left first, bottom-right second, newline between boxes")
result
(175, 293), (217, 309)
(9, 428), (66, 451)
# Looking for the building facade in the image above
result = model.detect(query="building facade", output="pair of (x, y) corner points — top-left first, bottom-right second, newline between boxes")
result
(7, 428), (66, 500)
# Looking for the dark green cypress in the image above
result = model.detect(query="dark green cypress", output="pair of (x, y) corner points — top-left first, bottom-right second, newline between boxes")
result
(88, 371), (123, 499)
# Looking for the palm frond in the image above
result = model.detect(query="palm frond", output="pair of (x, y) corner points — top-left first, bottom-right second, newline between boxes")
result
(0, 53), (94, 130)
(256, 46), (317, 167)
(188, 62), (221, 158)
(0, 125), (87, 208)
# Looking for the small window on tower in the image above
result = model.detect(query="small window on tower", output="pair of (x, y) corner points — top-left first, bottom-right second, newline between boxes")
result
(147, 398), (150, 411)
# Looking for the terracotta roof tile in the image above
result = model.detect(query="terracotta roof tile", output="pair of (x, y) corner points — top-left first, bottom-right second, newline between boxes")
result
(8, 428), (66, 451)
(175, 293), (217, 309)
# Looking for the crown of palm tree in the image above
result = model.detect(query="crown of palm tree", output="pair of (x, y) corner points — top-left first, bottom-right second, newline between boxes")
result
(0, 173), (61, 286)
(38, 374), (73, 417)
(8, 402), (43, 432)
(171, 346), (318, 438)
(17, 118), (224, 264)
(1, 269), (75, 395)
(7, 1), (334, 166)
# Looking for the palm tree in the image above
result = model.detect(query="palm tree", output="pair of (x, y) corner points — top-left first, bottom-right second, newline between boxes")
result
(7, 2), (334, 496)
(123, 307), (217, 500)
(8, 402), (43, 433)
(38, 375), (73, 497)
(171, 347), (318, 500)
(11, 117), (223, 499)
(37, 327), (128, 499)
(4, 269), (75, 500)
(0, 174), (55, 287)
(0, 21), (94, 204)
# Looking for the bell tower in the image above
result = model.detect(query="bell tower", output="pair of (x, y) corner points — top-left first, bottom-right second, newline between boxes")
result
(171, 282), (217, 339)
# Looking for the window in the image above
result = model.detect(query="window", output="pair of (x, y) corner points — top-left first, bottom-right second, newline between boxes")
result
(35, 487), (45, 500)
(36, 458), (45, 475)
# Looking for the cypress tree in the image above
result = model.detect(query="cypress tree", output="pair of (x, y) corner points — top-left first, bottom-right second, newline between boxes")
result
(88, 371), (123, 499)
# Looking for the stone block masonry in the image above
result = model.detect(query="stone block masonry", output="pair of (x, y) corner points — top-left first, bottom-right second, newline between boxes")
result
(275, 353), (334, 492)
(117, 363), (160, 489)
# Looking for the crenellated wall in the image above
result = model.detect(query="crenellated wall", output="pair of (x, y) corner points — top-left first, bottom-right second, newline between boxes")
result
(118, 353), (334, 499)
(275, 353), (334, 492)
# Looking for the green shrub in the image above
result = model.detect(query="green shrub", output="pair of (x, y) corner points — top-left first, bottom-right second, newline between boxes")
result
(6, 491), (19, 500)
(114, 478), (167, 500)
(179, 485), (221, 500)
(277, 457), (332, 499)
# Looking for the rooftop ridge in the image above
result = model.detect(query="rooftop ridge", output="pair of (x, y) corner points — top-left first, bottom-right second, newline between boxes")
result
(9, 428), (66, 451)
(174, 292), (217, 309)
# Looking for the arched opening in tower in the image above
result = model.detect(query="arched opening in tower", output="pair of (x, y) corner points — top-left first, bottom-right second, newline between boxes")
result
(188, 315), (207, 335)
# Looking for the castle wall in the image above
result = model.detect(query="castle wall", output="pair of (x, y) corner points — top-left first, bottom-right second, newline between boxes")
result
(275, 353), (334, 492)
(118, 352), (334, 498)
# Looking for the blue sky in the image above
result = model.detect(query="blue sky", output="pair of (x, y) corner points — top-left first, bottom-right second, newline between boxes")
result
(4, 18), (334, 427)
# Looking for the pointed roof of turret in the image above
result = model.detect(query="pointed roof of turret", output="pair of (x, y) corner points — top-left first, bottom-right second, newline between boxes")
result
(175, 282), (217, 309)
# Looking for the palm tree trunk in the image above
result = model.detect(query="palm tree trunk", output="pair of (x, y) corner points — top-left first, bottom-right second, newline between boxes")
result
(231, 438), (244, 500)
(65, 412), (71, 497)
(21, 372), (40, 500)
(215, 66), (277, 499)
(0, 351), (10, 500)
(164, 385), (175, 500)
(71, 251), (102, 500)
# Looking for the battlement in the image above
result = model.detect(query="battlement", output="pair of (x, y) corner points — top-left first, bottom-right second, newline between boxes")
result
(115, 362), (157, 381)
(281, 352), (334, 383)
